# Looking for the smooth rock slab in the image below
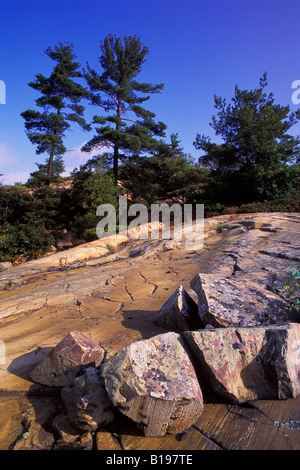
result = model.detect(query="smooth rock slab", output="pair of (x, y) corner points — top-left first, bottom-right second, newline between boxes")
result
(183, 323), (300, 403)
(30, 331), (105, 387)
(61, 367), (115, 432)
(101, 332), (203, 437)
(151, 285), (202, 332)
(190, 273), (297, 327)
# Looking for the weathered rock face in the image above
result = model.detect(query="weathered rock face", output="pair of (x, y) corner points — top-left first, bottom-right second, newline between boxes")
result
(190, 273), (297, 328)
(1, 213), (300, 450)
(183, 323), (300, 403)
(52, 412), (83, 445)
(9, 396), (61, 450)
(101, 332), (203, 437)
(151, 285), (202, 332)
(61, 367), (115, 432)
(12, 424), (55, 450)
(0, 262), (13, 271)
(30, 331), (105, 388)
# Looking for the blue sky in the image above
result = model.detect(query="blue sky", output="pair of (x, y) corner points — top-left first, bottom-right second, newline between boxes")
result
(1, 0), (300, 184)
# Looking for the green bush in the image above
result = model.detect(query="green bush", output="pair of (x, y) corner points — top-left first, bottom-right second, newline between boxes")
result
(0, 222), (55, 263)
(121, 155), (207, 205)
(216, 223), (232, 233)
(236, 189), (300, 214)
(62, 163), (121, 240)
(284, 266), (300, 313)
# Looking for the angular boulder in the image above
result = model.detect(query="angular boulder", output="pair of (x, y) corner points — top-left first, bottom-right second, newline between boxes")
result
(151, 285), (202, 332)
(101, 332), (203, 437)
(52, 412), (81, 444)
(190, 273), (297, 327)
(61, 367), (115, 432)
(183, 323), (300, 403)
(12, 423), (55, 450)
(30, 331), (105, 387)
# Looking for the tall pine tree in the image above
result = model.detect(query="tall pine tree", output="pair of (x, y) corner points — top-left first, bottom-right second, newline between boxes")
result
(194, 73), (300, 203)
(21, 42), (90, 179)
(82, 34), (167, 185)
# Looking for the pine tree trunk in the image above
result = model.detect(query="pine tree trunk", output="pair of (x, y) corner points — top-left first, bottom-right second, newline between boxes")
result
(113, 95), (122, 186)
(47, 110), (59, 182)
(113, 145), (119, 186)
(47, 148), (54, 180)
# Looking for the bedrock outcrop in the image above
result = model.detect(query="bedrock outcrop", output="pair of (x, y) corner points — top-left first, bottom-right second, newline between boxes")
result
(1, 212), (300, 450)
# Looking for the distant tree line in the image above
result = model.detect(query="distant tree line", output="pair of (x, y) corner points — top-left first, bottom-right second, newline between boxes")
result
(0, 35), (299, 263)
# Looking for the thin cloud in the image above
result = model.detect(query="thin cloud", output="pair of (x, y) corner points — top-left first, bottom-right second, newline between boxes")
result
(2, 170), (30, 185)
(0, 142), (111, 184)
(0, 143), (19, 169)
(62, 142), (111, 176)
(0, 144), (30, 184)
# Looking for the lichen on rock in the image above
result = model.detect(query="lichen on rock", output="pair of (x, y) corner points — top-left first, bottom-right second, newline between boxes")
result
(183, 323), (300, 403)
(101, 331), (204, 436)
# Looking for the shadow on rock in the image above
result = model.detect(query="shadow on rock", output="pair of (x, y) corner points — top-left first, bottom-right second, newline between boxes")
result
(7, 348), (64, 450)
(120, 308), (170, 339)
(8, 347), (53, 384)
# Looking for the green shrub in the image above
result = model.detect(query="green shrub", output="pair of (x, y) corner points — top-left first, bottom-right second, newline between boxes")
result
(62, 164), (121, 240)
(0, 222), (55, 263)
(237, 190), (300, 214)
(216, 223), (232, 233)
(284, 266), (300, 313)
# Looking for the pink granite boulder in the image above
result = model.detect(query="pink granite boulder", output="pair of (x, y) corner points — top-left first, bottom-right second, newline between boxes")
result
(190, 273), (297, 327)
(61, 367), (115, 432)
(183, 323), (300, 403)
(101, 332), (203, 437)
(30, 331), (105, 387)
(151, 285), (202, 332)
